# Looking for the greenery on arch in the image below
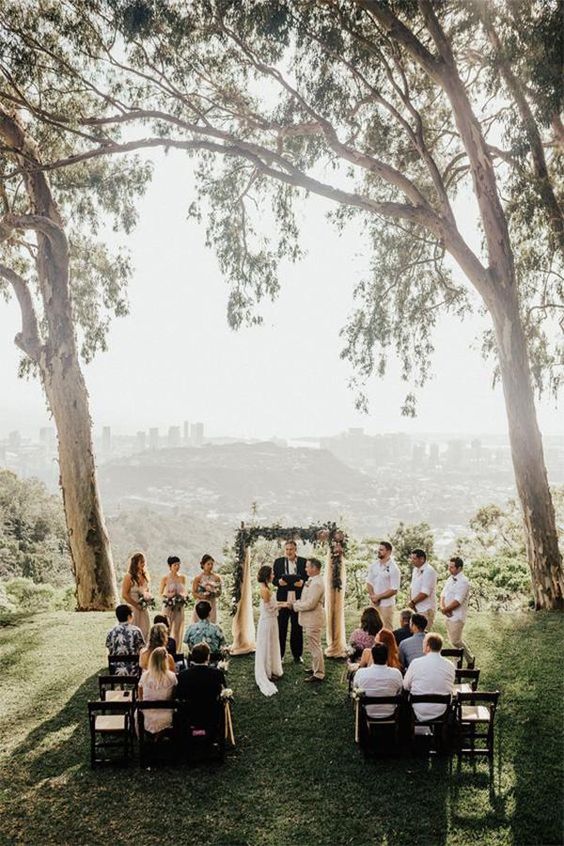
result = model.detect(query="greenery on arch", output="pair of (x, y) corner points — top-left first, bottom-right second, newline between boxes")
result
(231, 522), (348, 614)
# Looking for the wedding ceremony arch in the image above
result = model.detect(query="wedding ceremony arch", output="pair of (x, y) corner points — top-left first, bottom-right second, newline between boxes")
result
(229, 522), (349, 658)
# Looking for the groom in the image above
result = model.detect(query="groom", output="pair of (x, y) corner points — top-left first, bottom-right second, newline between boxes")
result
(273, 540), (307, 662)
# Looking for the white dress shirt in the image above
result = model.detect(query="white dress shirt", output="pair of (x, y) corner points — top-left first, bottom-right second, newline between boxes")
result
(403, 652), (455, 719)
(365, 559), (401, 607)
(440, 573), (470, 621)
(410, 563), (437, 613)
(355, 665), (403, 717)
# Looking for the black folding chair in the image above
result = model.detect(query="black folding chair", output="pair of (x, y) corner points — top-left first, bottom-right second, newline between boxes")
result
(180, 696), (226, 763)
(98, 674), (139, 702)
(357, 694), (404, 756)
(441, 648), (464, 669)
(454, 668), (480, 692)
(108, 654), (140, 676)
(409, 693), (453, 755)
(136, 700), (184, 767)
(456, 691), (500, 760)
(88, 700), (134, 767)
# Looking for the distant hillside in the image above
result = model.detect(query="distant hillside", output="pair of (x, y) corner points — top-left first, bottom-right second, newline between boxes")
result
(98, 442), (378, 533)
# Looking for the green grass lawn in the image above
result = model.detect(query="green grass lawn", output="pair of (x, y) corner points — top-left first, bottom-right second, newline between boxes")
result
(0, 608), (562, 846)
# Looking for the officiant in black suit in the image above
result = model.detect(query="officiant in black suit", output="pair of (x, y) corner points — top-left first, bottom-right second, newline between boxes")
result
(273, 540), (308, 662)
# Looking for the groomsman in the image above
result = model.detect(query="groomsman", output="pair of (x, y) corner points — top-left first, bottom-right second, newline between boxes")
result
(273, 540), (307, 662)
(365, 541), (401, 629)
(408, 549), (437, 629)
(293, 558), (325, 683)
(440, 556), (475, 667)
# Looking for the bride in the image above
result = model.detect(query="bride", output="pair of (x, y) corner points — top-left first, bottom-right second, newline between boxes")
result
(255, 565), (286, 696)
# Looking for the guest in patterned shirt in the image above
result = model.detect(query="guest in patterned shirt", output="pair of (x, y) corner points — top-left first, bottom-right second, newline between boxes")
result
(106, 604), (145, 673)
(183, 600), (226, 656)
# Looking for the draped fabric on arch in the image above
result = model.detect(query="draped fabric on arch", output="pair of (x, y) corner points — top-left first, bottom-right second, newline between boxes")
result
(325, 550), (347, 658)
(230, 546), (256, 655)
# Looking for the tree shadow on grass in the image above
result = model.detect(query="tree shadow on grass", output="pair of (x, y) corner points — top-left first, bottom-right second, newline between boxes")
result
(490, 611), (564, 846)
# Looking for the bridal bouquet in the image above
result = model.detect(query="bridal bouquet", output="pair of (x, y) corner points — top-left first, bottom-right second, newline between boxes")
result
(220, 688), (234, 702)
(138, 592), (155, 610)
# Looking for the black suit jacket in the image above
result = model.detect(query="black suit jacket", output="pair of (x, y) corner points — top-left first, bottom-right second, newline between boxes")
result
(176, 664), (226, 730)
(273, 556), (308, 601)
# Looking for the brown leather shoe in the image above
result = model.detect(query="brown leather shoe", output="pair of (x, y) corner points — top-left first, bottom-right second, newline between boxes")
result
(304, 675), (324, 683)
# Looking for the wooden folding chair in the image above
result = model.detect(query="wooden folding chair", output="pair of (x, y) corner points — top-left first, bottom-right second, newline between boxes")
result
(136, 700), (184, 768)
(88, 700), (134, 767)
(357, 695), (404, 756)
(441, 648), (464, 669)
(454, 668), (480, 693)
(456, 691), (500, 759)
(98, 674), (139, 702)
(409, 693), (453, 755)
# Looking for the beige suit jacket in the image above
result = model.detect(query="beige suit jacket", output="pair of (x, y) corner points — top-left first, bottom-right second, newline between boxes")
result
(293, 574), (325, 629)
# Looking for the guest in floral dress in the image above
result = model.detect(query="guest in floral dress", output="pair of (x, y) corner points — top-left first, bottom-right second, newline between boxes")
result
(191, 554), (222, 623)
(349, 607), (383, 659)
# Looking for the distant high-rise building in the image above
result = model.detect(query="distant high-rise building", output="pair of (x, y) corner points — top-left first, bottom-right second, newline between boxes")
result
(8, 430), (21, 449)
(136, 431), (147, 452)
(447, 439), (464, 465)
(191, 422), (204, 446)
(149, 427), (159, 450)
(470, 439), (483, 462)
(183, 420), (190, 444)
(429, 443), (440, 465)
(412, 442), (426, 466)
(168, 426), (181, 448)
(102, 426), (111, 452)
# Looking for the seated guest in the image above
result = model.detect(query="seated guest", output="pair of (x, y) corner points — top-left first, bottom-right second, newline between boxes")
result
(184, 600), (227, 655)
(138, 646), (178, 734)
(403, 633), (455, 720)
(399, 613), (428, 669)
(359, 628), (402, 670)
(106, 603), (145, 673)
(140, 623), (176, 672)
(349, 607), (383, 659)
(153, 614), (177, 655)
(176, 642), (226, 737)
(393, 609), (413, 645)
(354, 643), (403, 718)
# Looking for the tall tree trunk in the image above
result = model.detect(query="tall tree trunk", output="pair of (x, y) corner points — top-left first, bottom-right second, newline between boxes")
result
(0, 107), (117, 610)
(43, 353), (117, 610)
(490, 289), (564, 610)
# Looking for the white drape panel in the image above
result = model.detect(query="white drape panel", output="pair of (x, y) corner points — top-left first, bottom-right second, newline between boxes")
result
(230, 546), (256, 655)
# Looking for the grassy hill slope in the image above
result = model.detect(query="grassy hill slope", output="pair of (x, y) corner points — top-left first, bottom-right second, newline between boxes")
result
(0, 609), (562, 846)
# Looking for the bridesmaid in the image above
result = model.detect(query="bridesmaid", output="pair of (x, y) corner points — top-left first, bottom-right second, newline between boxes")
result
(122, 552), (151, 641)
(191, 554), (222, 623)
(159, 555), (187, 648)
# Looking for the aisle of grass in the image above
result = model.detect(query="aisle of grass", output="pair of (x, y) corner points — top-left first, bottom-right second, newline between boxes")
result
(0, 609), (562, 846)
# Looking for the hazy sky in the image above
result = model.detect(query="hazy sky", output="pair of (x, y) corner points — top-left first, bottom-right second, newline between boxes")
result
(0, 150), (561, 441)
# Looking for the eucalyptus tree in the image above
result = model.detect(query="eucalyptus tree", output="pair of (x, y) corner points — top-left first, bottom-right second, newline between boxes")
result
(0, 18), (150, 608)
(2, 0), (562, 607)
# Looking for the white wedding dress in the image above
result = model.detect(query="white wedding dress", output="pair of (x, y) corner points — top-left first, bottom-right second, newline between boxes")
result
(254, 594), (284, 696)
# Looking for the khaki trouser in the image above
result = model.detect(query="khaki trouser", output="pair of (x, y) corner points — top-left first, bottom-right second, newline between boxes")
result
(304, 626), (325, 679)
(446, 618), (474, 663)
(421, 609), (435, 630)
(378, 604), (395, 630)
